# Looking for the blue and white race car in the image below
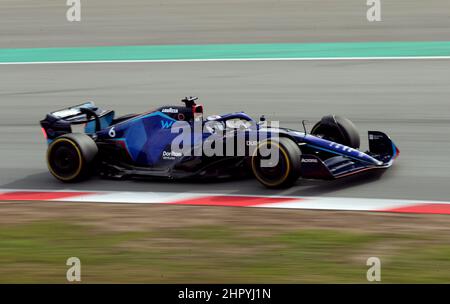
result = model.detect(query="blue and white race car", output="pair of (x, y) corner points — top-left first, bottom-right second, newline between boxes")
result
(40, 97), (399, 188)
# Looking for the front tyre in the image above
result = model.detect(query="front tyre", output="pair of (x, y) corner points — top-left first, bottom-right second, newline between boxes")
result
(311, 115), (360, 149)
(46, 133), (98, 182)
(251, 137), (301, 189)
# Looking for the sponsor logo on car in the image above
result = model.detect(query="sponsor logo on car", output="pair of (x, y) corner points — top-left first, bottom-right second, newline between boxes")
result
(162, 150), (183, 160)
(161, 108), (178, 113)
(328, 142), (365, 158)
(301, 158), (318, 163)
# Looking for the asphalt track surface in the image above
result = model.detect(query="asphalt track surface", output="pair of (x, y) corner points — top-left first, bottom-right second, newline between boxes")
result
(1, 1), (450, 201)
(1, 59), (450, 201)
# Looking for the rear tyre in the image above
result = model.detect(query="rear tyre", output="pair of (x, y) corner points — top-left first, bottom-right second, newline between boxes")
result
(46, 133), (98, 182)
(251, 137), (301, 189)
(311, 115), (360, 149)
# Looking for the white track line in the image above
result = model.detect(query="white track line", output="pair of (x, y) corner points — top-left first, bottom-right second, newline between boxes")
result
(257, 197), (427, 211)
(0, 188), (449, 204)
(56, 191), (202, 204)
(1, 56), (450, 65)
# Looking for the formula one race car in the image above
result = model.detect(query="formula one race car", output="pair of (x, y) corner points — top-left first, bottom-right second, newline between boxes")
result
(40, 97), (399, 188)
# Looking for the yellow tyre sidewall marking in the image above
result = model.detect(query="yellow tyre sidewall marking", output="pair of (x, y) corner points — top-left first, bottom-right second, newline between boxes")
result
(47, 138), (83, 181)
(251, 140), (291, 187)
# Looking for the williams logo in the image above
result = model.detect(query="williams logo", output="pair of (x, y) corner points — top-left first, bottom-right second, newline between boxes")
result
(161, 120), (175, 129)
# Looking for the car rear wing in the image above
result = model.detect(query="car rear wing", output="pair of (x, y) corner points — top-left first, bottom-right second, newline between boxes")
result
(40, 102), (114, 142)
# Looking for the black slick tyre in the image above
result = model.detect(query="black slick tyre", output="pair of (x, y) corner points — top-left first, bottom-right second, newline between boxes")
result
(311, 115), (360, 149)
(46, 133), (98, 182)
(251, 137), (301, 189)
